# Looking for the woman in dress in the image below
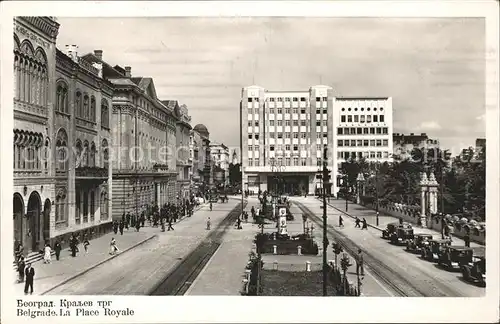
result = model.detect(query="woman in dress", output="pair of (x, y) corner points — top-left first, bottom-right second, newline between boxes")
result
(109, 238), (119, 255)
(43, 243), (52, 264)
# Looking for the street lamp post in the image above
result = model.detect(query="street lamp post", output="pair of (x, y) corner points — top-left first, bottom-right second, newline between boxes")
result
(344, 175), (349, 212)
(321, 145), (329, 297)
(375, 164), (379, 226)
(356, 173), (365, 204)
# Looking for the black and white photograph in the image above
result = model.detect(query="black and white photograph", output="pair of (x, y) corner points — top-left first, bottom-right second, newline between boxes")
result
(1, 1), (499, 323)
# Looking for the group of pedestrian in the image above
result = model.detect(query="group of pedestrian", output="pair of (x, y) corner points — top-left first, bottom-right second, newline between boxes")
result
(354, 217), (368, 230)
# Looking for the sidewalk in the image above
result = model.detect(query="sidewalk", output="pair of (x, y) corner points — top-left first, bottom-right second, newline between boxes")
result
(15, 202), (207, 295)
(185, 197), (259, 295)
(324, 197), (482, 248)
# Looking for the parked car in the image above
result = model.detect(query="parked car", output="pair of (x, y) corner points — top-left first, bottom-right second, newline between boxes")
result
(420, 239), (451, 262)
(438, 246), (475, 271)
(461, 248), (486, 287)
(390, 226), (415, 245)
(406, 234), (433, 253)
(382, 222), (412, 239)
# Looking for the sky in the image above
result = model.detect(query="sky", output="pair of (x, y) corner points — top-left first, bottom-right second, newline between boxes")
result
(56, 17), (486, 155)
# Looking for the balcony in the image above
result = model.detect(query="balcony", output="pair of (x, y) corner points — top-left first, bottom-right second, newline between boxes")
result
(76, 117), (97, 130)
(75, 166), (108, 183)
(153, 163), (169, 171)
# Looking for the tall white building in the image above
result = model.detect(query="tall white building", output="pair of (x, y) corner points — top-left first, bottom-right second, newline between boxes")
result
(332, 97), (394, 194)
(241, 85), (335, 195)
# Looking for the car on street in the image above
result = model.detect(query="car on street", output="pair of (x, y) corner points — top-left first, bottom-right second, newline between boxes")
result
(406, 233), (433, 253)
(437, 246), (475, 271)
(390, 226), (415, 245)
(461, 247), (486, 287)
(420, 238), (451, 262)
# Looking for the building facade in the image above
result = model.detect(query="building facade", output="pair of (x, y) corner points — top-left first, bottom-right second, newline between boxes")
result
(332, 97), (394, 194)
(192, 124), (212, 189)
(392, 132), (439, 161)
(167, 101), (192, 199)
(52, 45), (114, 243)
(81, 51), (177, 219)
(241, 85), (335, 196)
(210, 142), (230, 186)
(13, 17), (60, 254)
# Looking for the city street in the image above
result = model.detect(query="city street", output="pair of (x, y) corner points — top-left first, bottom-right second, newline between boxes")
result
(290, 197), (485, 297)
(43, 198), (241, 295)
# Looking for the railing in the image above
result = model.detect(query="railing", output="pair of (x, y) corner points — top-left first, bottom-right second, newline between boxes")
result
(75, 166), (107, 178)
(76, 117), (96, 129)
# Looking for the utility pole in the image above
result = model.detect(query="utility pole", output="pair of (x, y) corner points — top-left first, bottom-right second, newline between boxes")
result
(440, 169), (445, 215)
(344, 175), (348, 212)
(375, 164), (379, 226)
(322, 145), (329, 296)
(135, 108), (139, 224)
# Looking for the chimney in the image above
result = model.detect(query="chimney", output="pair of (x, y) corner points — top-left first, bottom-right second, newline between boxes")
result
(65, 44), (79, 62)
(125, 66), (131, 77)
(94, 49), (103, 60)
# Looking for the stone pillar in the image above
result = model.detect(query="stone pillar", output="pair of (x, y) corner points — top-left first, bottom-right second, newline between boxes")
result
(427, 172), (439, 215)
(419, 172), (428, 227)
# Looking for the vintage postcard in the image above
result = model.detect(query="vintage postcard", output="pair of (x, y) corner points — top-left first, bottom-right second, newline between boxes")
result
(1, 1), (499, 323)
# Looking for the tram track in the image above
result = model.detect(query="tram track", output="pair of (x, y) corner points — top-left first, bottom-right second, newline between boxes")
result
(149, 202), (246, 296)
(294, 200), (461, 297)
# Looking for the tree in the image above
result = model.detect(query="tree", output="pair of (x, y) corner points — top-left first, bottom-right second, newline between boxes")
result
(228, 163), (242, 186)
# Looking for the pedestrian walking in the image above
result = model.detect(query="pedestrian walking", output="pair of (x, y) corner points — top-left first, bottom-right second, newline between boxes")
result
(70, 235), (78, 257)
(119, 220), (124, 235)
(109, 238), (119, 255)
(355, 217), (361, 228)
(17, 256), (25, 283)
(464, 232), (471, 248)
(362, 218), (368, 230)
(83, 236), (90, 253)
(15, 241), (24, 264)
(135, 220), (141, 232)
(210, 202), (213, 211)
(113, 221), (118, 234)
(206, 217), (211, 230)
(24, 263), (35, 295)
(43, 243), (52, 264)
(356, 249), (364, 276)
(54, 240), (62, 261)
(167, 217), (174, 231)
(339, 215), (344, 228)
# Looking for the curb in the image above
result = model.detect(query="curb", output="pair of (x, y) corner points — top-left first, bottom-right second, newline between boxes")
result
(316, 197), (384, 231)
(40, 234), (158, 295)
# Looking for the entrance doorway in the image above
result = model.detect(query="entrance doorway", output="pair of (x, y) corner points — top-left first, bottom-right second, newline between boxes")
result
(43, 199), (51, 244)
(267, 175), (310, 196)
(26, 191), (41, 252)
(13, 193), (24, 254)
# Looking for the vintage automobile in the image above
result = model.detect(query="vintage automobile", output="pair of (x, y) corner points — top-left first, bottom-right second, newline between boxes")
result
(406, 234), (433, 253)
(390, 226), (415, 245)
(437, 246), (475, 271)
(420, 239), (451, 262)
(461, 248), (486, 287)
(382, 222), (412, 239)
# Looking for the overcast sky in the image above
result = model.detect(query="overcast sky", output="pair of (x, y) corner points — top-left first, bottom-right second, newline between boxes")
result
(56, 17), (485, 155)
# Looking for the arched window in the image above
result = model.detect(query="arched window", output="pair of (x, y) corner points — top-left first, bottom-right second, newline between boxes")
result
(90, 191), (95, 222)
(90, 142), (96, 167)
(56, 82), (68, 113)
(56, 129), (68, 172)
(90, 96), (96, 122)
(75, 140), (83, 168)
(75, 189), (81, 224)
(100, 191), (108, 220)
(101, 99), (109, 128)
(83, 141), (90, 167)
(55, 189), (67, 222)
(44, 139), (49, 173)
(83, 95), (89, 120)
(75, 91), (82, 117)
(101, 139), (109, 170)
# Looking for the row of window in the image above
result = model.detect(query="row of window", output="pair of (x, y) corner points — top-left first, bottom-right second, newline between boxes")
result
(249, 97), (317, 103)
(248, 108), (309, 114)
(248, 119), (328, 127)
(247, 157), (308, 167)
(341, 107), (384, 112)
(338, 151), (390, 159)
(340, 115), (385, 123)
(338, 127), (389, 135)
(55, 83), (110, 128)
(337, 139), (389, 147)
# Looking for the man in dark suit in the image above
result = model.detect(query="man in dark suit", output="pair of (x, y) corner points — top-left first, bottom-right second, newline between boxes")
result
(24, 263), (35, 295)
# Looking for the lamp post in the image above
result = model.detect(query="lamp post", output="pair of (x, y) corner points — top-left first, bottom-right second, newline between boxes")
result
(343, 175), (349, 212)
(375, 163), (379, 227)
(321, 145), (329, 297)
(269, 158), (285, 226)
(356, 173), (365, 204)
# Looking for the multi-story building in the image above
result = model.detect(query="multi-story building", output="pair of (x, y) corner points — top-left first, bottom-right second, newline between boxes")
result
(210, 142), (230, 186)
(392, 132), (439, 161)
(163, 100), (192, 200)
(81, 51), (178, 219)
(474, 138), (486, 158)
(241, 85), (335, 196)
(192, 124), (212, 188)
(332, 97), (393, 194)
(13, 17), (60, 254)
(52, 45), (114, 242)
